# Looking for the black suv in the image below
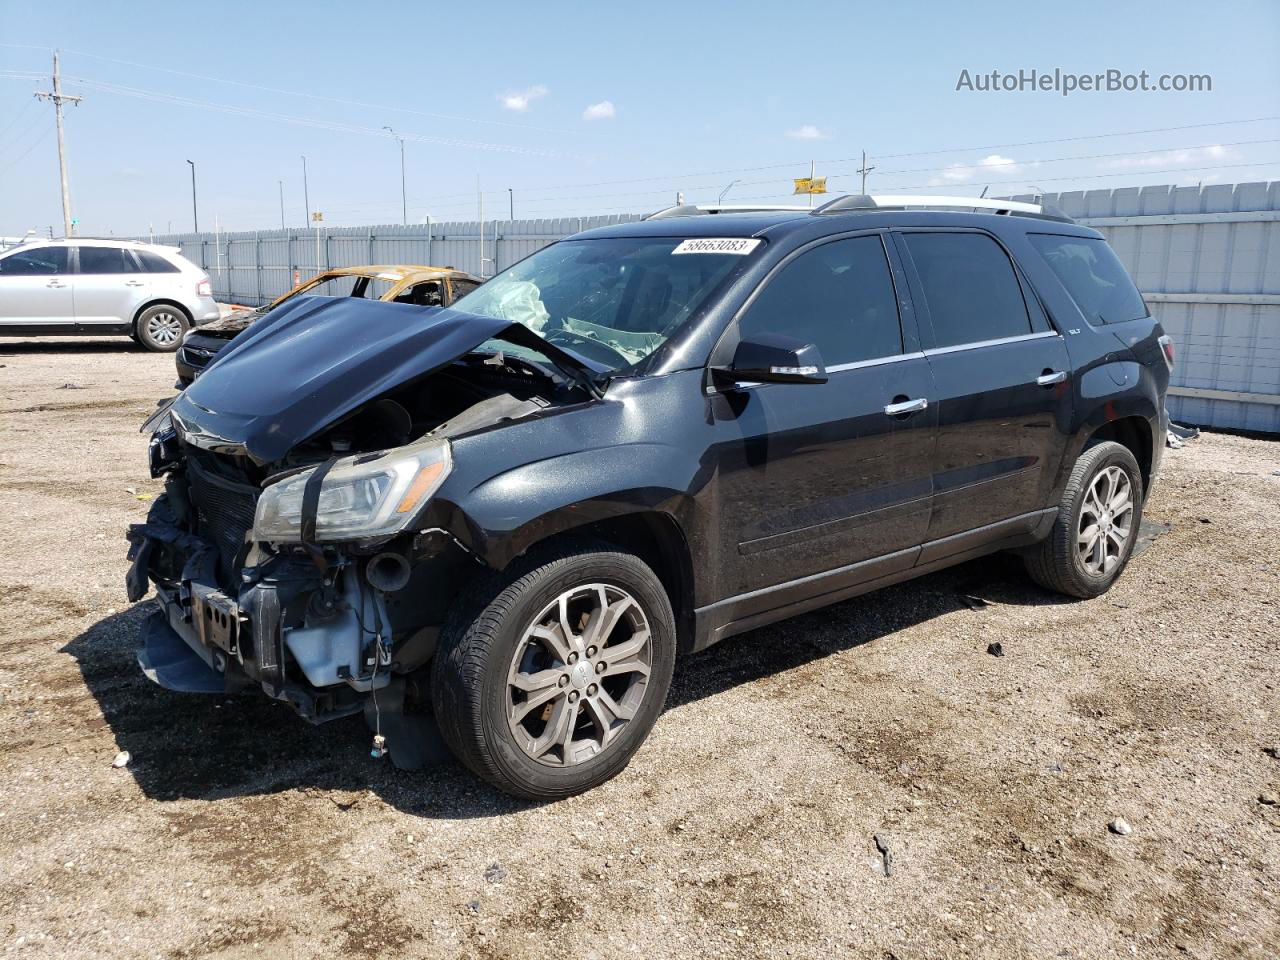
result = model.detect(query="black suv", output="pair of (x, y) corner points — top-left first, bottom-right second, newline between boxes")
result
(127, 196), (1172, 799)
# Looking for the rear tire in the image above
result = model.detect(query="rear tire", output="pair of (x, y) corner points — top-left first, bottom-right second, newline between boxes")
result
(431, 543), (676, 800)
(135, 304), (189, 352)
(1024, 440), (1144, 599)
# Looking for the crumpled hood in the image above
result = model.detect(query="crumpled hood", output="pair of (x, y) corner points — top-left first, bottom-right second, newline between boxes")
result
(192, 306), (263, 337)
(166, 297), (517, 465)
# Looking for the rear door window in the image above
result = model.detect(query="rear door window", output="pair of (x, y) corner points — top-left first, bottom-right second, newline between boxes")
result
(0, 247), (69, 275)
(901, 232), (1033, 348)
(1028, 234), (1148, 325)
(738, 235), (903, 366)
(77, 246), (134, 274)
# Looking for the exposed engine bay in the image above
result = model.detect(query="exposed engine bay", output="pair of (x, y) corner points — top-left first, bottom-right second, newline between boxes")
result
(126, 299), (601, 764)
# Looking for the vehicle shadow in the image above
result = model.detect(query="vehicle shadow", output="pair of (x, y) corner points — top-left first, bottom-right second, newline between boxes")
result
(0, 338), (147, 355)
(61, 552), (1078, 819)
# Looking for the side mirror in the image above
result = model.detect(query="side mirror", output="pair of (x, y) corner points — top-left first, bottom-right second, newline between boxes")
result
(715, 332), (828, 386)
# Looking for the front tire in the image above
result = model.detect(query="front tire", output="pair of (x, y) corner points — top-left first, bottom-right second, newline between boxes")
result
(1024, 440), (1144, 599)
(431, 544), (676, 800)
(135, 304), (189, 352)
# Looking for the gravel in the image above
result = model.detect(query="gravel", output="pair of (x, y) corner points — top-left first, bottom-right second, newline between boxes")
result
(2, 338), (1279, 959)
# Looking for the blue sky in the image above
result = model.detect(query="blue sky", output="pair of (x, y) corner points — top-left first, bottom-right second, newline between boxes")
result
(1, 0), (1278, 236)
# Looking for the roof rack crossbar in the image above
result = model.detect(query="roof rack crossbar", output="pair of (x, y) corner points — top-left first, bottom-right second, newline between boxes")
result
(812, 194), (1073, 223)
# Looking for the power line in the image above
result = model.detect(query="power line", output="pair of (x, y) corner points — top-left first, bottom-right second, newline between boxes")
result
(2, 44), (581, 136)
(0, 96), (37, 141)
(313, 135), (1280, 214)
(872, 117), (1280, 159)
(0, 125), (52, 175)
(64, 76), (568, 157)
(399, 115), (1280, 200)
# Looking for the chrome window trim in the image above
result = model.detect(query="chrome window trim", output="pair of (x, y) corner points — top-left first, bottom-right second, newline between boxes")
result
(826, 350), (925, 373)
(923, 330), (1060, 357)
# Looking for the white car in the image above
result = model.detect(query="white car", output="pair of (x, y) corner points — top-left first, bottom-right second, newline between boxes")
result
(0, 238), (219, 351)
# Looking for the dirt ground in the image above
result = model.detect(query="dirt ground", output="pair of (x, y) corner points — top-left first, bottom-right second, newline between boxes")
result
(1, 337), (1278, 960)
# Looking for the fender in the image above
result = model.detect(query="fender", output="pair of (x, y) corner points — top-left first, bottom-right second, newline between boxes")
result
(439, 441), (702, 573)
(1055, 360), (1162, 499)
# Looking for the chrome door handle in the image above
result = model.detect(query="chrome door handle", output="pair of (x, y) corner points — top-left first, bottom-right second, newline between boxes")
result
(125, 280), (146, 287)
(1036, 370), (1068, 386)
(884, 397), (928, 416)
(46, 280), (67, 288)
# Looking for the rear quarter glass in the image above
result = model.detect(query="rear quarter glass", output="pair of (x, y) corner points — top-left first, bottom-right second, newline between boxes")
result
(1028, 234), (1148, 327)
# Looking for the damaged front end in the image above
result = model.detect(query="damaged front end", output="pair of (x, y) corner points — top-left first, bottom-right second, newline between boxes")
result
(125, 298), (601, 763)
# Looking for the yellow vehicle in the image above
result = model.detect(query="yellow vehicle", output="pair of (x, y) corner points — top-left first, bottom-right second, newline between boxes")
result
(176, 265), (484, 385)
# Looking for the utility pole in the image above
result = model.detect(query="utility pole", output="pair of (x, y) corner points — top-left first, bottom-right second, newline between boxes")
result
(34, 52), (82, 237)
(278, 180), (285, 230)
(185, 159), (198, 232)
(301, 155), (311, 227)
(808, 160), (815, 208)
(383, 127), (407, 225)
(857, 150), (875, 195)
(508, 187), (514, 221)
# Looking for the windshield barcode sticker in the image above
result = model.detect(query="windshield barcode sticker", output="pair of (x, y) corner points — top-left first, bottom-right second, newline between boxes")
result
(672, 238), (761, 255)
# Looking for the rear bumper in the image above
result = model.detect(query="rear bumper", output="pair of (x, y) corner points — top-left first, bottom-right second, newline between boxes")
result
(194, 296), (220, 322)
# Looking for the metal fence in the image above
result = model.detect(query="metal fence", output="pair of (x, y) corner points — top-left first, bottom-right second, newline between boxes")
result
(1010, 181), (1280, 433)
(155, 180), (1279, 433)
(153, 215), (641, 308)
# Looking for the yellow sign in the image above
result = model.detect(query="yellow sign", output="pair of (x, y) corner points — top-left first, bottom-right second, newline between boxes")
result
(311, 211), (324, 222)
(793, 177), (827, 195)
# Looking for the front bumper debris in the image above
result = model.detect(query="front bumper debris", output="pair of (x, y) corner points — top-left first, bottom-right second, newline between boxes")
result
(125, 493), (387, 723)
(136, 611), (232, 694)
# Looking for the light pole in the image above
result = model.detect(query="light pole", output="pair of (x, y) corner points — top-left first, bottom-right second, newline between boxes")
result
(718, 179), (740, 204)
(278, 180), (285, 230)
(508, 187), (514, 221)
(383, 127), (406, 225)
(185, 159), (198, 233)
(301, 155), (311, 227)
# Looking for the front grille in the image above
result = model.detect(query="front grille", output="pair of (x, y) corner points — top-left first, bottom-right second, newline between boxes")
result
(186, 458), (259, 584)
(181, 346), (212, 370)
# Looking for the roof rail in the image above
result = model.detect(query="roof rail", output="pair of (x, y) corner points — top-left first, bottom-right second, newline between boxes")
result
(812, 194), (1074, 223)
(43, 235), (159, 244)
(643, 203), (811, 221)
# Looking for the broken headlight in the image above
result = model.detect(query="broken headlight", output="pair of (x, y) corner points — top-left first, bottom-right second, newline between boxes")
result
(253, 441), (451, 543)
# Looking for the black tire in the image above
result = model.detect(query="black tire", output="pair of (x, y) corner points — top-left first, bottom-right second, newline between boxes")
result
(134, 304), (190, 352)
(431, 542), (676, 800)
(1024, 440), (1144, 599)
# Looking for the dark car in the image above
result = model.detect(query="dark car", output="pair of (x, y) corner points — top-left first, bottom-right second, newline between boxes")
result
(126, 195), (1171, 799)
(175, 264), (482, 386)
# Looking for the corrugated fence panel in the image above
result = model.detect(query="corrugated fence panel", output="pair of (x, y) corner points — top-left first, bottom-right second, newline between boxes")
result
(154, 183), (1278, 432)
(1011, 180), (1280, 432)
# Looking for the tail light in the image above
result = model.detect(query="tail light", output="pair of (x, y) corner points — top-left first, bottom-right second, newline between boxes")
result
(196, 278), (212, 297)
(1157, 334), (1175, 369)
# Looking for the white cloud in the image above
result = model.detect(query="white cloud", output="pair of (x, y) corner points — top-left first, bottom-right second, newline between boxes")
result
(786, 124), (829, 140)
(582, 100), (616, 121)
(1099, 144), (1232, 170)
(498, 84), (548, 112)
(930, 153), (1022, 186)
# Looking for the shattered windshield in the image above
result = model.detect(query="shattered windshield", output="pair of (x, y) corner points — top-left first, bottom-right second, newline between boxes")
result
(450, 237), (758, 373)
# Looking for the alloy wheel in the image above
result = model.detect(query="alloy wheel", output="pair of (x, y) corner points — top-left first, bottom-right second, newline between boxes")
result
(146, 311), (183, 345)
(1077, 465), (1133, 575)
(506, 583), (653, 767)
